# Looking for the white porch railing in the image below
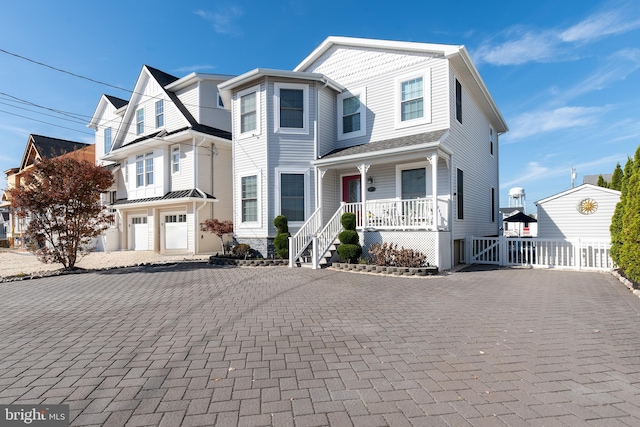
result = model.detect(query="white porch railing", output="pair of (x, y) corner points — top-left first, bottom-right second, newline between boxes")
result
(343, 197), (446, 230)
(289, 207), (323, 267)
(312, 204), (346, 269)
(467, 236), (614, 271)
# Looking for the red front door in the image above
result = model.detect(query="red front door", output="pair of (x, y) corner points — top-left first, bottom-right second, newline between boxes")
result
(342, 175), (361, 203)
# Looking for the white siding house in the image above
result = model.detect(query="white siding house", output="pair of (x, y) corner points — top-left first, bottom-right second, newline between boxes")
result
(88, 66), (234, 254)
(535, 184), (621, 240)
(219, 37), (508, 270)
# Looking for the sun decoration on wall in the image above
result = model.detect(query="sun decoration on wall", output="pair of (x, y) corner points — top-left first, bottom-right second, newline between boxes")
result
(577, 198), (598, 215)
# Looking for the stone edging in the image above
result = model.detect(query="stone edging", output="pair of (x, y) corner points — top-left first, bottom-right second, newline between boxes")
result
(208, 257), (288, 267)
(330, 262), (438, 276)
(611, 269), (640, 299)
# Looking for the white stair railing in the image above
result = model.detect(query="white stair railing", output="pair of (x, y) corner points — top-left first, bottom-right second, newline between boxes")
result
(289, 207), (322, 267)
(313, 204), (346, 268)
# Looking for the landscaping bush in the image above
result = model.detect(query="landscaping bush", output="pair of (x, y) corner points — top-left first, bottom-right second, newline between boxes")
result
(337, 212), (362, 263)
(273, 215), (290, 259)
(369, 242), (427, 268)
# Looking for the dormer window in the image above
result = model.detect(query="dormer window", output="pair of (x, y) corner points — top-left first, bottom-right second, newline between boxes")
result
(136, 108), (144, 135)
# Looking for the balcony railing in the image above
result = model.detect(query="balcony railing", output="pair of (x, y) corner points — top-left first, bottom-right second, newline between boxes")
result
(343, 197), (448, 230)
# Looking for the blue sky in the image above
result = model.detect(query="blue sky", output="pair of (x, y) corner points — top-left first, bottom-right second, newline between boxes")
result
(1, 0), (639, 213)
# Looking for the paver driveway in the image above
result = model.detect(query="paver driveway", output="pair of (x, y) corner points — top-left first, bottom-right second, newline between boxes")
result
(1, 264), (640, 426)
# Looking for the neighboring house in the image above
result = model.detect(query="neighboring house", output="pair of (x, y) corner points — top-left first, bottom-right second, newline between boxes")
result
(583, 174), (612, 186)
(88, 65), (234, 254)
(0, 207), (8, 247)
(219, 36), (508, 269)
(535, 184), (620, 240)
(1, 135), (94, 248)
(502, 211), (538, 237)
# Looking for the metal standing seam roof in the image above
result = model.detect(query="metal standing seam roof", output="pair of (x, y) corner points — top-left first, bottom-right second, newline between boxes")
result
(112, 189), (215, 206)
(319, 129), (448, 160)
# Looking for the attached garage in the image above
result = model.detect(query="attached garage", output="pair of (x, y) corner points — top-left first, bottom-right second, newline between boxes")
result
(130, 216), (149, 250)
(163, 213), (188, 250)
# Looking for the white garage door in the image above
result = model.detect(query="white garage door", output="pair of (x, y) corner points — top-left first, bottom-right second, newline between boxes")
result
(164, 214), (187, 250)
(132, 217), (149, 251)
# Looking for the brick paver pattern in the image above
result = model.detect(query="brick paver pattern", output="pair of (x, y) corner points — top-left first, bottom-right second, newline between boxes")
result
(1, 264), (640, 426)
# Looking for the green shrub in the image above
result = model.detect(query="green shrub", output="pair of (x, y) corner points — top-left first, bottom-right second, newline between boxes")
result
(273, 215), (290, 259)
(337, 244), (362, 263)
(337, 212), (362, 263)
(338, 230), (359, 245)
(341, 212), (356, 230)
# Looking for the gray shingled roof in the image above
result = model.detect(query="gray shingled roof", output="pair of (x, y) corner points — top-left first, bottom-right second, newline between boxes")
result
(320, 129), (448, 160)
(31, 135), (91, 159)
(112, 189), (215, 206)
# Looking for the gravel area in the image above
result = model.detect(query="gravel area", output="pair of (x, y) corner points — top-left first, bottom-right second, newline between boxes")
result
(0, 249), (211, 279)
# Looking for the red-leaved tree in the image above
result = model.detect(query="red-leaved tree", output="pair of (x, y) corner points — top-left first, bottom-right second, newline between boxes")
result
(201, 218), (233, 253)
(8, 156), (114, 270)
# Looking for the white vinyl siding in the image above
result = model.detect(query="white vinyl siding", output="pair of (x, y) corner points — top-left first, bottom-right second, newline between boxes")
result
(317, 86), (336, 157)
(536, 186), (620, 240)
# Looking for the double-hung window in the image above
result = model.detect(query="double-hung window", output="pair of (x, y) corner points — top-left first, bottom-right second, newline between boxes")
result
(240, 92), (257, 133)
(136, 108), (144, 134)
(237, 85), (260, 137)
(135, 155), (144, 187)
(279, 172), (306, 222)
(396, 70), (431, 128)
(104, 127), (112, 154)
(275, 83), (308, 133)
(145, 152), (153, 185)
(241, 175), (258, 222)
(155, 100), (164, 128)
(171, 145), (180, 173)
(338, 88), (366, 140)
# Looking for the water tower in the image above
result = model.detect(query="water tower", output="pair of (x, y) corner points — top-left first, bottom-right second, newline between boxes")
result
(508, 187), (526, 213)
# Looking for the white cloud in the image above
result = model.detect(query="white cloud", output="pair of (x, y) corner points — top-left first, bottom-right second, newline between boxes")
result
(0, 124), (30, 138)
(194, 7), (244, 35)
(501, 162), (549, 189)
(505, 106), (608, 141)
(559, 9), (640, 43)
(474, 3), (640, 66)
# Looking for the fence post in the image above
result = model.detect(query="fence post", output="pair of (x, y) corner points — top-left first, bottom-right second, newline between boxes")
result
(465, 235), (472, 264)
(311, 236), (319, 270)
(500, 235), (506, 266)
(288, 236), (294, 268)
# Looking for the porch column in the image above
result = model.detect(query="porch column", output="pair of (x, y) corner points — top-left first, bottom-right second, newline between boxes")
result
(429, 153), (438, 230)
(317, 168), (327, 223)
(357, 163), (370, 229)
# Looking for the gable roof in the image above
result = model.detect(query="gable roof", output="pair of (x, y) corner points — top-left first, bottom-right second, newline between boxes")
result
(104, 95), (128, 109)
(19, 135), (91, 170)
(294, 36), (508, 134)
(535, 183), (621, 205)
(503, 211), (537, 223)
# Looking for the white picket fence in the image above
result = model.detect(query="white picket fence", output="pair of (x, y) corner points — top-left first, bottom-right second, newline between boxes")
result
(467, 236), (614, 271)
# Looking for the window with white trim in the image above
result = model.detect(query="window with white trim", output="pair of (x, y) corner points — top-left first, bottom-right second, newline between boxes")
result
(395, 69), (431, 128)
(104, 127), (112, 154)
(136, 108), (144, 134)
(237, 85), (260, 138)
(145, 152), (153, 185)
(455, 79), (462, 124)
(274, 83), (308, 133)
(155, 100), (164, 128)
(165, 214), (186, 223)
(135, 155), (143, 187)
(171, 145), (180, 173)
(279, 173), (306, 222)
(241, 175), (258, 222)
(338, 88), (366, 140)
(457, 168), (464, 220)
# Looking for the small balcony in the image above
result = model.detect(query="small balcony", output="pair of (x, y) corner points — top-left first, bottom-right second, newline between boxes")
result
(343, 197), (449, 231)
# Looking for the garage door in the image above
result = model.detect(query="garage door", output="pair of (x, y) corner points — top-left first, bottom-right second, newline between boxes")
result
(164, 214), (187, 250)
(132, 217), (149, 251)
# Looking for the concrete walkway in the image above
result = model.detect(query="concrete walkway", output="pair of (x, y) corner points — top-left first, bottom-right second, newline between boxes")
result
(1, 265), (639, 426)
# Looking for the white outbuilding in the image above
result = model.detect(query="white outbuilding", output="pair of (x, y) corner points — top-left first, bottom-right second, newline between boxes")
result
(535, 184), (621, 240)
